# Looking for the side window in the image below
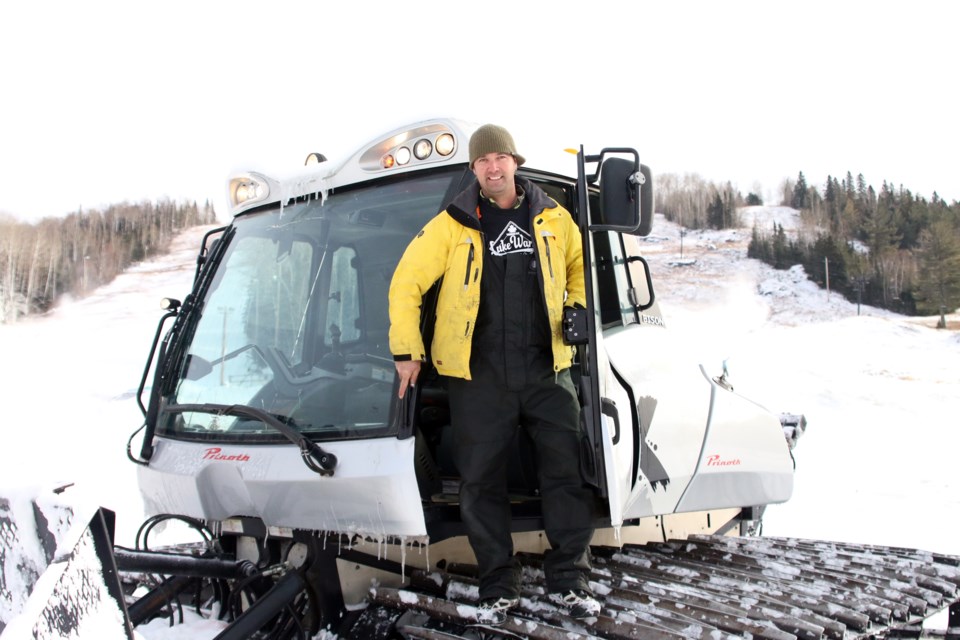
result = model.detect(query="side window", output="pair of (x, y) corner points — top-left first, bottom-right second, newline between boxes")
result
(593, 185), (644, 328)
(584, 187), (627, 328)
(324, 247), (360, 345)
(610, 232), (640, 326)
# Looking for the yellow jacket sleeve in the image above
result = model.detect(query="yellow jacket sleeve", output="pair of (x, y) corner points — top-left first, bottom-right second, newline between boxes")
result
(562, 213), (586, 309)
(388, 213), (454, 361)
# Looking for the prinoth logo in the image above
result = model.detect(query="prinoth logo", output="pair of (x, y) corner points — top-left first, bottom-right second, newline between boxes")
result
(203, 447), (250, 462)
(706, 454), (741, 467)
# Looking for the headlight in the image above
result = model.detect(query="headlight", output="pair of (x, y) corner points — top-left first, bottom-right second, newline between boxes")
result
(413, 139), (433, 159)
(435, 133), (455, 156)
(229, 175), (269, 208)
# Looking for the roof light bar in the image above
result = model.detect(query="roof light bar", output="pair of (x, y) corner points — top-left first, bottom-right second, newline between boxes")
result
(362, 123), (460, 172)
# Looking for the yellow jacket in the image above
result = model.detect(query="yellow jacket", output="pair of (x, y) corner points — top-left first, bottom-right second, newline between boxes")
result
(389, 178), (585, 380)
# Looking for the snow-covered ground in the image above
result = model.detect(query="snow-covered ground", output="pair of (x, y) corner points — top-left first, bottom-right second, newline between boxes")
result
(641, 212), (959, 551)
(1, 209), (958, 638)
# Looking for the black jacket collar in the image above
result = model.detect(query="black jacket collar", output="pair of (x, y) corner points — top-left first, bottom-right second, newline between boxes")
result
(445, 176), (556, 230)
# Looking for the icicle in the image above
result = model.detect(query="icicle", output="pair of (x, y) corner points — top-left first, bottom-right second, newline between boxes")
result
(375, 498), (387, 538)
(278, 173), (331, 217)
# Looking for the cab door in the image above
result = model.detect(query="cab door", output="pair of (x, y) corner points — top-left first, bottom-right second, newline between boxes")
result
(586, 229), (665, 527)
(585, 222), (721, 530)
(560, 164), (651, 530)
(592, 329), (639, 528)
(563, 154), (687, 529)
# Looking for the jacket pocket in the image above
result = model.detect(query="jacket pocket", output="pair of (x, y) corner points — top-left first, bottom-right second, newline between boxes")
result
(462, 239), (475, 290)
(540, 231), (556, 281)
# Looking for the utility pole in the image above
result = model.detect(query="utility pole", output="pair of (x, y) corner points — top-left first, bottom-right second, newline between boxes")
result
(855, 277), (864, 316)
(679, 208), (684, 260)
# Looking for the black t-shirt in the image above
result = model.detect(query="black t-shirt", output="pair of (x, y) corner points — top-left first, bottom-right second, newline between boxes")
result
(472, 194), (552, 389)
(479, 200), (534, 257)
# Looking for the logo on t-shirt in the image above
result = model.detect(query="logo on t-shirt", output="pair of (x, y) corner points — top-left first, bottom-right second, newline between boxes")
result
(488, 221), (534, 256)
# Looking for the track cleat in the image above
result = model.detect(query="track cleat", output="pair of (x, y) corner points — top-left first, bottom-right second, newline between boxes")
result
(548, 589), (601, 619)
(475, 596), (519, 625)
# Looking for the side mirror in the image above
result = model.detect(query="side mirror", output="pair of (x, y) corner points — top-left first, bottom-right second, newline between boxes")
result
(593, 155), (654, 236)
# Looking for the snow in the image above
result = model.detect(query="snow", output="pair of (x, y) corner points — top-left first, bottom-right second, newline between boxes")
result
(1, 208), (958, 638)
(637, 214), (959, 560)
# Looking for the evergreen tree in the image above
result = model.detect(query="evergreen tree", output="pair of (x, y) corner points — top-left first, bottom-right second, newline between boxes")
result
(897, 188), (924, 249)
(747, 223), (768, 261)
(862, 187), (902, 306)
(915, 219), (960, 326)
(804, 234), (849, 292)
(824, 176), (839, 231)
(771, 223), (789, 269)
(856, 173), (869, 206)
(791, 171), (808, 210)
(707, 193), (724, 229)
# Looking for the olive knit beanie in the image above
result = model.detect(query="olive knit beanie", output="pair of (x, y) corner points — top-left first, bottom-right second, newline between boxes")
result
(469, 124), (526, 168)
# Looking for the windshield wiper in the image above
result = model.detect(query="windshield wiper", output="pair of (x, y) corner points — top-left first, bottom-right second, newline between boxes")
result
(165, 403), (338, 476)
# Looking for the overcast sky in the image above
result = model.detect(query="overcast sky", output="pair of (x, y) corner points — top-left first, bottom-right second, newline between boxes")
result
(1, 0), (957, 223)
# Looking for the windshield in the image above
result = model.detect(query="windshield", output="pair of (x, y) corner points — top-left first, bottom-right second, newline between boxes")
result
(158, 169), (464, 442)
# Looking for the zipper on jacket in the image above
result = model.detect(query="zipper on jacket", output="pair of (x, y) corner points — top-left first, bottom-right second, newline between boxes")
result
(540, 231), (555, 281)
(463, 241), (474, 290)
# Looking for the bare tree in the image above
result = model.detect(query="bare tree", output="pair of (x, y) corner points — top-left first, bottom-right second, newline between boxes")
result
(656, 173), (742, 230)
(0, 199), (217, 323)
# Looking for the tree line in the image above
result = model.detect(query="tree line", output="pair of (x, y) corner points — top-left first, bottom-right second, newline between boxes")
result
(749, 171), (960, 325)
(655, 173), (748, 231)
(1, 200), (217, 323)
(655, 171), (960, 325)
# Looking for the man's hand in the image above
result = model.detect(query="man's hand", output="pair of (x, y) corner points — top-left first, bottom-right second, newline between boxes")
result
(395, 360), (422, 399)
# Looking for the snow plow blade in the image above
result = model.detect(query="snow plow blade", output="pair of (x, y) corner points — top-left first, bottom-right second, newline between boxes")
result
(0, 487), (132, 639)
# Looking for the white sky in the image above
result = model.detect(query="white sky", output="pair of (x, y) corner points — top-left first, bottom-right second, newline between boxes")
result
(1, 0), (958, 222)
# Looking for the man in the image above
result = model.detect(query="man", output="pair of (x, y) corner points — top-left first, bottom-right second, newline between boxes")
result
(388, 124), (600, 624)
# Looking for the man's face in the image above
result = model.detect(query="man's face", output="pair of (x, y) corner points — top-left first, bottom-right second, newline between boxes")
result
(473, 152), (518, 199)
